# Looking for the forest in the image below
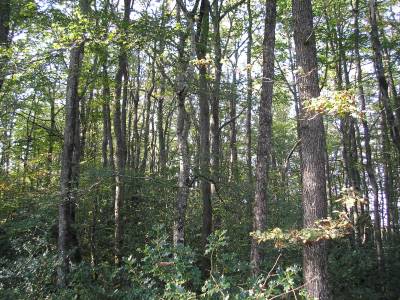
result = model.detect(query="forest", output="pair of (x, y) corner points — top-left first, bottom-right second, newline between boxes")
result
(0, 0), (399, 298)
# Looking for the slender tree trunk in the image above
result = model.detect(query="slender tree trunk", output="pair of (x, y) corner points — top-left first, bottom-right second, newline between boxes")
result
(229, 49), (239, 181)
(210, 0), (221, 202)
(133, 54), (141, 171)
(250, 0), (276, 276)
(0, 0), (10, 92)
(140, 67), (154, 174)
(113, 0), (131, 265)
(173, 6), (191, 246)
(368, 0), (400, 154)
(58, 0), (89, 287)
(246, 0), (253, 183)
(102, 64), (110, 168)
(353, 0), (384, 271)
(292, 0), (330, 298)
(157, 94), (166, 173)
(195, 0), (212, 275)
(47, 91), (56, 177)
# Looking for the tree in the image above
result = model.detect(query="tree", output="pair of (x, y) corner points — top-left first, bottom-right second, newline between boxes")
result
(113, 0), (131, 265)
(250, 0), (277, 276)
(0, 0), (10, 91)
(58, 0), (90, 288)
(292, 0), (330, 298)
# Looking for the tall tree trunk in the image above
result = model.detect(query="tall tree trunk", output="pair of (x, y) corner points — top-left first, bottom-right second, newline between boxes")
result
(210, 0), (221, 204)
(250, 0), (276, 276)
(140, 63), (154, 174)
(352, 0), (384, 272)
(133, 53), (141, 171)
(246, 0), (253, 184)
(292, 0), (330, 298)
(113, 0), (131, 265)
(47, 91), (56, 177)
(0, 0), (10, 92)
(229, 49), (238, 181)
(173, 6), (191, 246)
(195, 0), (212, 275)
(368, 0), (400, 154)
(58, 0), (90, 286)
(157, 94), (166, 173)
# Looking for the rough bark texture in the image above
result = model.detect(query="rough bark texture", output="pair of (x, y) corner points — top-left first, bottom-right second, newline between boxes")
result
(173, 6), (191, 246)
(196, 0), (212, 275)
(364, 0), (386, 272)
(246, 0), (253, 183)
(113, 0), (130, 265)
(229, 51), (238, 181)
(250, 0), (276, 276)
(0, 0), (10, 91)
(210, 0), (221, 203)
(58, 0), (89, 286)
(368, 0), (400, 154)
(353, 0), (376, 247)
(292, 0), (330, 298)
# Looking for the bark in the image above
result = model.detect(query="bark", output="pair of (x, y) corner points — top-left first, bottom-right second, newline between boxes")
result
(246, 0), (253, 183)
(58, 0), (89, 286)
(196, 0), (212, 275)
(47, 90), (56, 176)
(250, 0), (276, 277)
(368, 0), (400, 154)
(102, 64), (115, 169)
(133, 54), (141, 171)
(102, 65), (109, 168)
(352, 0), (384, 271)
(113, 0), (130, 265)
(229, 49), (239, 181)
(377, 10), (400, 130)
(157, 96), (166, 173)
(0, 0), (10, 92)
(173, 6), (191, 246)
(140, 62), (155, 174)
(292, 0), (330, 298)
(150, 100), (156, 173)
(210, 0), (221, 198)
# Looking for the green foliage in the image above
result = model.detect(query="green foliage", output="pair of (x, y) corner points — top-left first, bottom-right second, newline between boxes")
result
(252, 212), (352, 249)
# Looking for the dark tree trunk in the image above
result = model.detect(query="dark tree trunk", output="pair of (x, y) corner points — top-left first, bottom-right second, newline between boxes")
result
(58, 0), (90, 286)
(196, 0), (212, 275)
(133, 54), (141, 171)
(351, 0), (384, 272)
(250, 0), (276, 276)
(246, 0), (253, 184)
(210, 0), (221, 203)
(113, 0), (131, 265)
(229, 49), (239, 181)
(292, 0), (330, 298)
(368, 0), (400, 154)
(0, 0), (10, 92)
(173, 6), (191, 246)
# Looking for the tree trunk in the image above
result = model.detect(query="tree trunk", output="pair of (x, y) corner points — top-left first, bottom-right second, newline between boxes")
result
(368, 0), (400, 154)
(292, 0), (330, 298)
(195, 0), (212, 275)
(58, 0), (89, 286)
(229, 49), (239, 181)
(140, 66), (154, 174)
(246, 0), (253, 184)
(113, 0), (131, 265)
(173, 6), (191, 246)
(250, 0), (276, 276)
(0, 0), (10, 92)
(210, 0), (221, 203)
(354, 0), (383, 271)
(133, 53), (141, 171)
